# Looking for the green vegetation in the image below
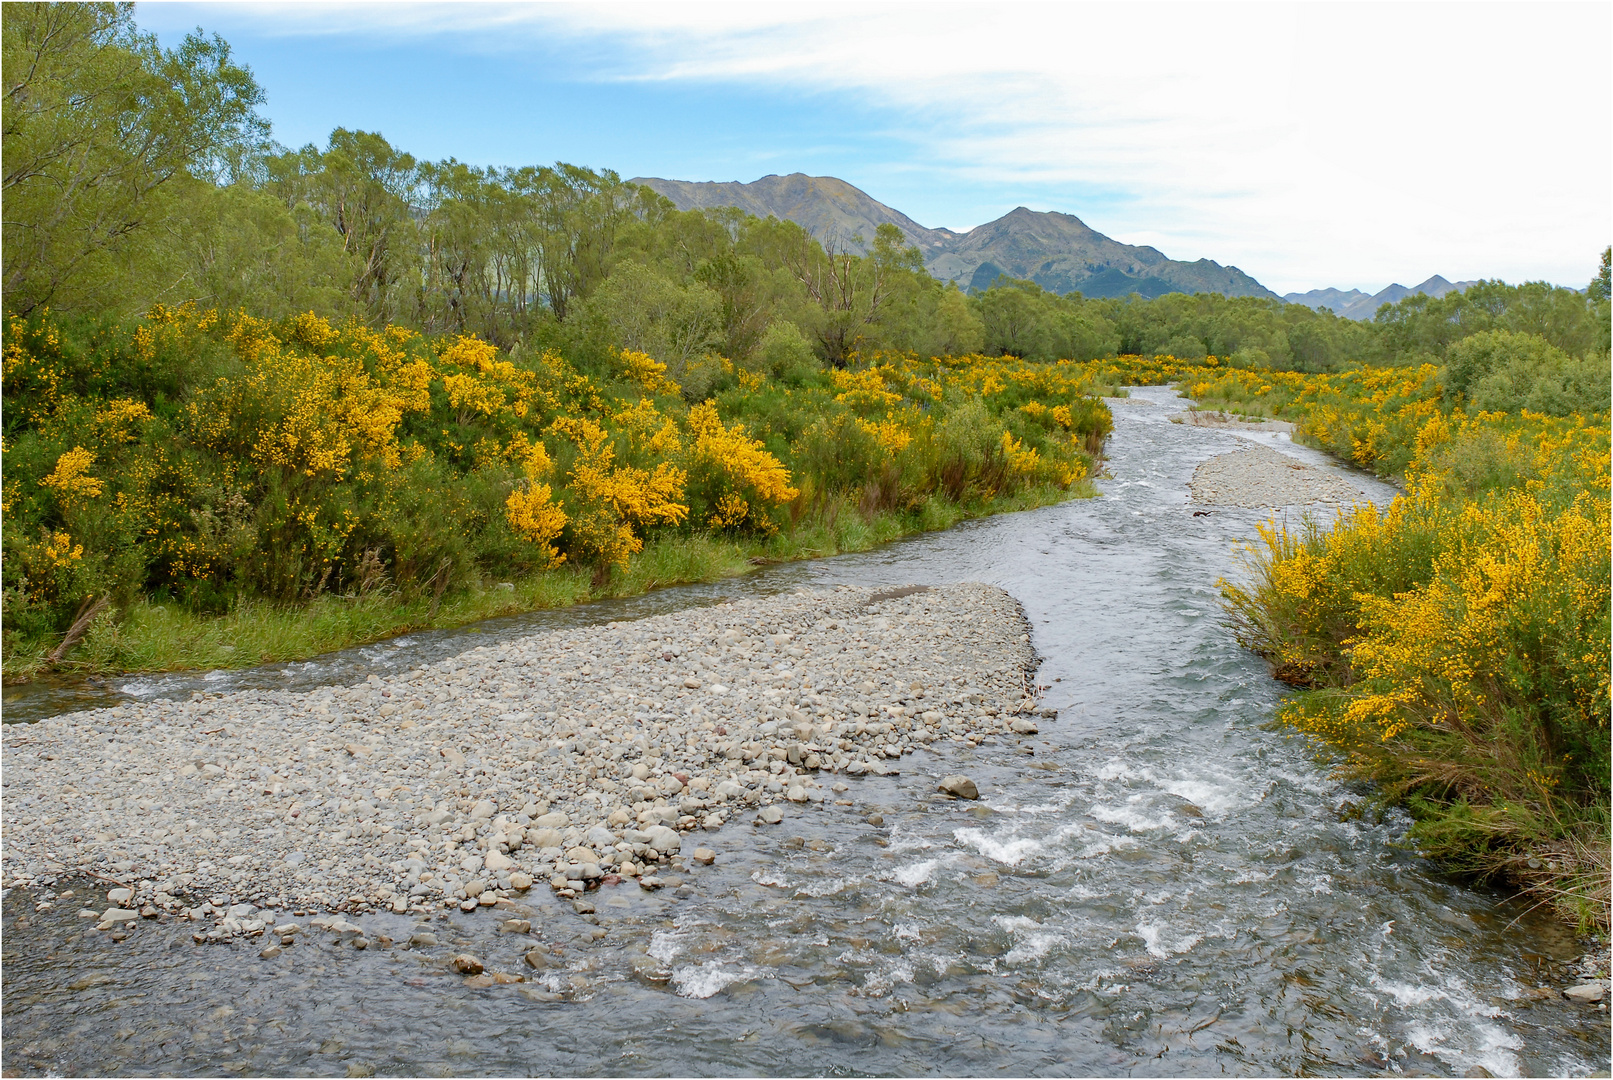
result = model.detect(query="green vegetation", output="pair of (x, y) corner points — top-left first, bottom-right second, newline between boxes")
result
(51, 486), (1079, 680)
(2, 291), (1109, 679)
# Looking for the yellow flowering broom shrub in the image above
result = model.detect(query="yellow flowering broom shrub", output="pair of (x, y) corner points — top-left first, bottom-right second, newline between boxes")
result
(549, 417), (688, 571)
(683, 401), (798, 533)
(1194, 359), (1612, 925)
(2, 306), (1111, 674)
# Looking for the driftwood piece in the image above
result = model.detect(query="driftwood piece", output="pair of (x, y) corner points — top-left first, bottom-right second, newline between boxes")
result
(44, 594), (110, 668)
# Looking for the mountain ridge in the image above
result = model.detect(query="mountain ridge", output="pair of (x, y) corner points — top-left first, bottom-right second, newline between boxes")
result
(1284, 275), (1480, 320)
(632, 173), (1279, 302)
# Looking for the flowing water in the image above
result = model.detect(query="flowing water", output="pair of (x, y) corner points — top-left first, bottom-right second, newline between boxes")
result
(3, 387), (1605, 1077)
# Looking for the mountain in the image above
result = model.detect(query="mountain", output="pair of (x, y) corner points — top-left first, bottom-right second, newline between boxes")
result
(632, 173), (1279, 302)
(927, 205), (1277, 299)
(1285, 275), (1480, 321)
(1282, 286), (1370, 315)
(634, 173), (960, 254)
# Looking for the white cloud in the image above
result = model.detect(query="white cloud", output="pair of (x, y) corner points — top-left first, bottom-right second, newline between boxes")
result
(146, 1), (1612, 292)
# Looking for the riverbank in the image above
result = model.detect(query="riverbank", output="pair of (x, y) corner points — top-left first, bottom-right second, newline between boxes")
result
(2, 584), (1044, 937)
(3, 482), (1086, 687)
(1172, 363), (1612, 934)
(4, 307), (1111, 690)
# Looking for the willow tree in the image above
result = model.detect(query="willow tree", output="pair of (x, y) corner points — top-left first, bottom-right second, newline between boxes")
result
(2, 1), (267, 314)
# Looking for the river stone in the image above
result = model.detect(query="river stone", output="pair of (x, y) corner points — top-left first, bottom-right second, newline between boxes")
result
(509, 872), (533, 891)
(757, 806), (784, 825)
(527, 827), (563, 849)
(938, 775), (979, 800)
(643, 825), (681, 854)
(691, 848), (716, 865)
(1564, 981), (1607, 1003)
(484, 850), (514, 872)
(533, 812), (569, 829)
(452, 954), (484, 975)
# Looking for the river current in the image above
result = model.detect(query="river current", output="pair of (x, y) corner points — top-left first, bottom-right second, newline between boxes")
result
(2, 386), (1604, 1077)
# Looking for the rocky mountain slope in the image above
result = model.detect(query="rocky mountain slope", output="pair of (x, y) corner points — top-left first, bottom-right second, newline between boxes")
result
(633, 173), (1277, 301)
(638, 173), (960, 253)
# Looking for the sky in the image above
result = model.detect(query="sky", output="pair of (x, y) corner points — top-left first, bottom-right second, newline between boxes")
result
(133, 1), (1612, 295)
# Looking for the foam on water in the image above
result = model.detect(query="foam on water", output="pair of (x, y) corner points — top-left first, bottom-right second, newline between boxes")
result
(1136, 920), (1203, 959)
(1090, 803), (1174, 833)
(670, 961), (757, 999)
(891, 858), (943, 887)
(1004, 932), (1063, 966)
(798, 876), (860, 898)
(1075, 835), (1139, 859)
(951, 827), (1045, 865)
(859, 957), (916, 997)
(1095, 758), (1134, 781)
(647, 928), (686, 964)
(1156, 776), (1241, 814)
(883, 823), (934, 853)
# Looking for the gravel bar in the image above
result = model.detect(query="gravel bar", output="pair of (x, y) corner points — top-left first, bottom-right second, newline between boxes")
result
(1189, 442), (1367, 508)
(2, 583), (1045, 936)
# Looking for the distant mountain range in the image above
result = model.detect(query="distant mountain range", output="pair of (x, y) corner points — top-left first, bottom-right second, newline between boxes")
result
(632, 173), (1482, 314)
(1283, 275), (1479, 320)
(632, 173), (1279, 301)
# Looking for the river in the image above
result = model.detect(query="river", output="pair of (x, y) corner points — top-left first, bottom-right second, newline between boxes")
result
(2, 385), (1604, 1077)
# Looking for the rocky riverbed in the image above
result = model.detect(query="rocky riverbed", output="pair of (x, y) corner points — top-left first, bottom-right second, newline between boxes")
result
(2, 583), (1046, 941)
(1188, 441), (1367, 509)
(1173, 410), (1296, 433)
